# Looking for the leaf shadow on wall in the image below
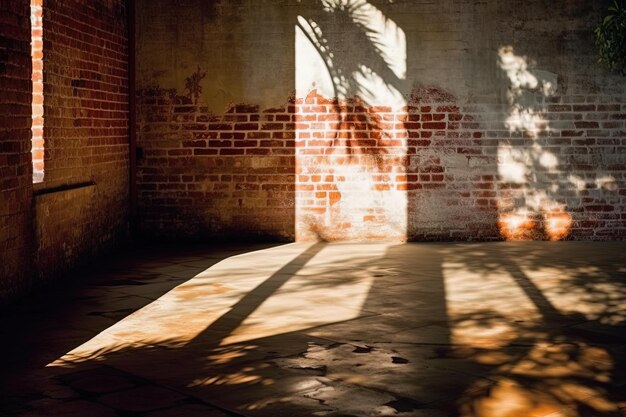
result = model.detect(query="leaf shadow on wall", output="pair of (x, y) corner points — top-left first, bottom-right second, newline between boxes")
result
(295, 0), (415, 241)
(495, 46), (622, 241)
(293, 0), (502, 241)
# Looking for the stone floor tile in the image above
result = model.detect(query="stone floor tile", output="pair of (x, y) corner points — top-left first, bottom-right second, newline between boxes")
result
(305, 314), (423, 342)
(67, 372), (136, 394)
(97, 385), (187, 412)
(234, 377), (453, 417)
(183, 372), (328, 414)
(146, 403), (234, 417)
(383, 323), (453, 345)
(18, 399), (118, 417)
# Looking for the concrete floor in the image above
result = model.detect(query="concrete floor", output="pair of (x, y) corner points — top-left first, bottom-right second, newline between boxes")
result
(1, 241), (625, 417)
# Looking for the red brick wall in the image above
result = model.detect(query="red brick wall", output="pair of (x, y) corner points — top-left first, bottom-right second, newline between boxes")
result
(1, 0), (130, 304)
(41, 0), (128, 187)
(134, 0), (625, 242)
(0, 0), (34, 302)
(35, 0), (129, 277)
(294, 90), (491, 241)
(136, 87), (295, 239)
(493, 96), (626, 241)
(137, 84), (625, 241)
(297, 89), (626, 241)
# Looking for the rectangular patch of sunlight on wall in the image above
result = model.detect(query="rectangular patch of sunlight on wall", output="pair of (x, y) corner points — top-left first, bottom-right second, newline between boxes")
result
(295, 3), (406, 107)
(294, 1), (408, 241)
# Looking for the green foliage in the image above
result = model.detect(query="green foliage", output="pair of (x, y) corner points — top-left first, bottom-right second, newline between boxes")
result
(595, 0), (626, 75)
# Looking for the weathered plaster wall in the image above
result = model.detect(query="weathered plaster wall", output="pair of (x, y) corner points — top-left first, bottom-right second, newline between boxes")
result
(136, 0), (625, 241)
(136, 0), (297, 239)
(137, 0), (295, 113)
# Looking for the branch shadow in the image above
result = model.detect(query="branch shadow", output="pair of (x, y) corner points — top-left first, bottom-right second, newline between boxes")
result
(438, 242), (626, 417)
(2, 241), (626, 417)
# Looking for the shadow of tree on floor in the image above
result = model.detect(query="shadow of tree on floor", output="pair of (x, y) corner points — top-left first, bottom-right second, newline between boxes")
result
(22, 241), (625, 417)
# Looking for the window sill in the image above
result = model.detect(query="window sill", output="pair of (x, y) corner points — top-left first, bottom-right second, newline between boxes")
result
(33, 180), (96, 197)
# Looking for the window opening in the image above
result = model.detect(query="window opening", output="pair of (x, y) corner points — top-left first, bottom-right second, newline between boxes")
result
(31, 0), (44, 183)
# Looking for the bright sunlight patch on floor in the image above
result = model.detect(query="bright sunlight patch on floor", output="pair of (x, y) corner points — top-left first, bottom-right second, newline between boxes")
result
(48, 243), (386, 367)
(442, 245), (625, 417)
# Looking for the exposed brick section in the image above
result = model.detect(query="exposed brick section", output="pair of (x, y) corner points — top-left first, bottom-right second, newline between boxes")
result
(137, 86), (625, 242)
(1, 0), (130, 303)
(36, 0), (129, 278)
(296, 91), (407, 241)
(136, 88), (295, 239)
(134, 0), (624, 242)
(0, 0), (34, 302)
(494, 94), (626, 241)
(36, 185), (100, 276)
(42, 0), (128, 185)
(295, 90), (498, 241)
